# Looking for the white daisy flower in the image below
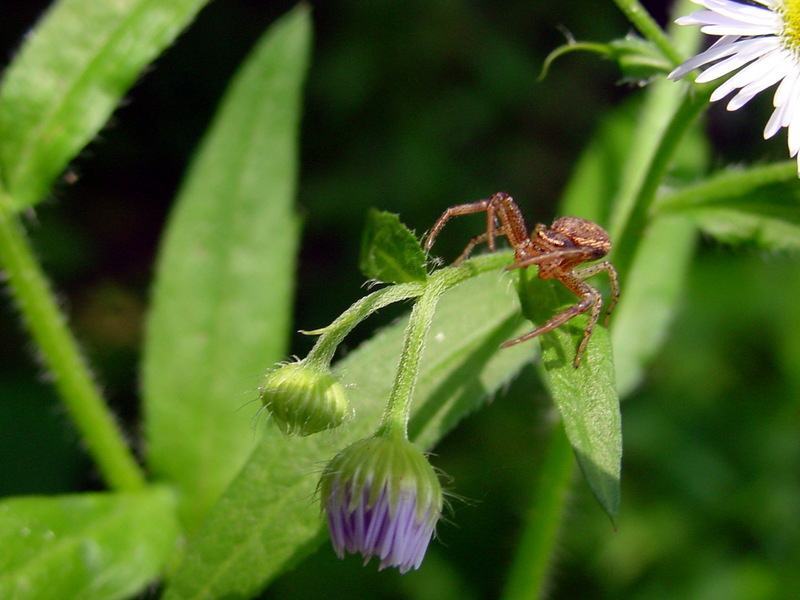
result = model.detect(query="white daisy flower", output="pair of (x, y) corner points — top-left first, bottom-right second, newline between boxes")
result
(669, 0), (800, 173)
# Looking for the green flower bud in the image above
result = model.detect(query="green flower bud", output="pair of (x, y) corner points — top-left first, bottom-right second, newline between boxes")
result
(259, 362), (349, 436)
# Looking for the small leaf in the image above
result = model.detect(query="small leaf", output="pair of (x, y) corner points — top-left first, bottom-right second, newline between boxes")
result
(517, 270), (621, 520)
(0, 0), (212, 210)
(142, 6), (311, 534)
(0, 487), (178, 600)
(359, 209), (428, 283)
(161, 269), (533, 600)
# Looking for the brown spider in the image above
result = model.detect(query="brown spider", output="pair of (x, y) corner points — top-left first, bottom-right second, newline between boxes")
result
(424, 191), (620, 368)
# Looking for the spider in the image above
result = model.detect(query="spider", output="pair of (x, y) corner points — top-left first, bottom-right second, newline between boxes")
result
(424, 191), (619, 368)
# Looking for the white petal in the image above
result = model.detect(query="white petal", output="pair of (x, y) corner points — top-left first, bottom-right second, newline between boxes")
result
(700, 22), (781, 36)
(727, 60), (787, 110)
(764, 73), (797, 138)
(710, 48), (785, 103)
(669, 35), (744, 79)
(697, 0), (780, 27)
(779, 71), (800, 128)
(786, 83), (800, 156)
(696, 38), (776, 83)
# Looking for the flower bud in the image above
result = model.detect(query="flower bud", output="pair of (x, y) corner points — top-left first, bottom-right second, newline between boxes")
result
(319, 434), (443, 573)
(259, 362), (349, 436)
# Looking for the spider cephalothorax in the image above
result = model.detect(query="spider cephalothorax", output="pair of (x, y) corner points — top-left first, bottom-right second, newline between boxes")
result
(424, 192), (619, 367)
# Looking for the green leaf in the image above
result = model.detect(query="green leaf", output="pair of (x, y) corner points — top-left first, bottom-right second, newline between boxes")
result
(161, 269), (534, 600)
(560, 98), (640, 224)
(562, 91), (707, 398)
(656, 161), (800, 249)
(142, 6), (311, 534)
(0, 487), (178, 600)
(0, 0), (212, 210)
(359, 208), (428, 283)
(517, 270), (621, 520)
(612, 215), (697, 396)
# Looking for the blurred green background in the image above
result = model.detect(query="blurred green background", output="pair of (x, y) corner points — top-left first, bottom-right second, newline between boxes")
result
(1, 1), (798, 599)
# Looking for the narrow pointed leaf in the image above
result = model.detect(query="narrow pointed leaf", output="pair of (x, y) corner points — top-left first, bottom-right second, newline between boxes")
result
(0, 0), (212, 210)
(0, 488), (178, 600)
(142, 6), (310, 533)
(161, 269), (533, 600)
(517, 271), (621, 520)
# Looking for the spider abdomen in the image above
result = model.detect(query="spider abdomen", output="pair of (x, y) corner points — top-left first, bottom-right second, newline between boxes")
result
(549, 216), (611, 259)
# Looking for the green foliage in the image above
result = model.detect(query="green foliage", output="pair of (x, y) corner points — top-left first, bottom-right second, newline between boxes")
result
(517, 271), (620, 520)
(360, 209), (428, 283)
(0, 0), (212, 209)
(657, 161), (800, 249)
(160, 270), (532, 600)
(0, 488), (178, 600)
(2, 0), (800, 599)
(141, 5), (310, 534)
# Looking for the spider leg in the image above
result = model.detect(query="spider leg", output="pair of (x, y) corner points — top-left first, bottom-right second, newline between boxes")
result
(500, 275), (602, 368)
(573, 261), (619, 326)
(505, 247), (597, 271)
(452, 226), (508, 265)
(424, 198), (494, 252)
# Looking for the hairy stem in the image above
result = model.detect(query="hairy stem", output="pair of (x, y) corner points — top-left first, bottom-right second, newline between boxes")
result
(611, 0), (684, 65)
(0, 197), (146, 491)
(375, 252), (513, 438)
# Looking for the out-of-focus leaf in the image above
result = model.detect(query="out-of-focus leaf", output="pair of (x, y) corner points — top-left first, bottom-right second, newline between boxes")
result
(560, 98), (640, 224)
(517, 271), (620, 521)
(161, 269), (533, 600)
(657, 162), (800, 249)
(612, 215), (696, 396)
(359, 208), (427, 283)
(0, 488), (178, 600)
(0, 0), (212, 210)
(142, 6), (310, 533)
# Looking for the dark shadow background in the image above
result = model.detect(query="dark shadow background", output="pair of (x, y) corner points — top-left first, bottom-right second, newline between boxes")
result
(1, 1), (798, 599)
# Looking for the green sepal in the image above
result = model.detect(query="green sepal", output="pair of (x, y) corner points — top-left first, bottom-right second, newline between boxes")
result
(360, 209), (428, 283)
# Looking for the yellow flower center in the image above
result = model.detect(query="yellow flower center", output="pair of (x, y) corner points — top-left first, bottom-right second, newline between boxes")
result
(782, 0), (800, 52)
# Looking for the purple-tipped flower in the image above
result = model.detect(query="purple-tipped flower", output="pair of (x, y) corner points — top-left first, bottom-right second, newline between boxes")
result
(259, 361), (349, 436)
(318, 434), (443, 573)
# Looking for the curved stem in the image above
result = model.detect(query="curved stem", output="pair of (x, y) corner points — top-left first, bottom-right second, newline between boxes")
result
(304, 281), (426, 370)
(0, 197), (146, 491)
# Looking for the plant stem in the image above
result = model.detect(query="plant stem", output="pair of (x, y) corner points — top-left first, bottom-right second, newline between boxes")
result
(375, 252), (513, 438)
(502, 421), (575, 600)
(304, 281), (426, 370)
(611, 87), (709, 279)
(0, 198), (146, 491)
(611, 0), (684, 66)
